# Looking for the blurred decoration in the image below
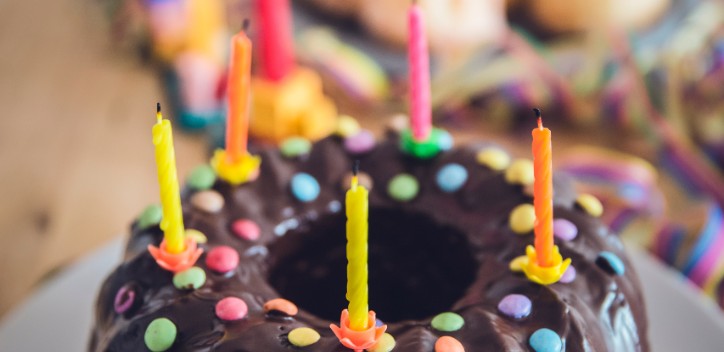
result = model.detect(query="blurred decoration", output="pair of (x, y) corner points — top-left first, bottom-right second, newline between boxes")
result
(102, 0), (724, 309)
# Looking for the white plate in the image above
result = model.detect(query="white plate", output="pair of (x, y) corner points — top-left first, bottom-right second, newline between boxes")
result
(1, 239), (723, 351)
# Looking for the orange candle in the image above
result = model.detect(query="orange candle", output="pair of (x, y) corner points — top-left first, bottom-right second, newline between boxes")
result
(226, 20), (252, 163)
(532, 109), (554, 267)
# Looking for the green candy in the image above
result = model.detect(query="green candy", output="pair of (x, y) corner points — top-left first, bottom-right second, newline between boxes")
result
(280, 137), (312, 158)
(144, 318), (177, 351)
(431, 312), (465, 332)
(387, 174), (419, 202)
(137, 205), (162, 229)
(173, 266), (206, 290)
(187, 165), (216, 190)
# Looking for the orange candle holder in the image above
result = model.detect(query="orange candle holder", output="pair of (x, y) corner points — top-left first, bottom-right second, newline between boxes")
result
(330, 309), (386, 352)
(250, 67), (337, 143)
(520, 245), (571, 285)
(148, 237), (203, 273)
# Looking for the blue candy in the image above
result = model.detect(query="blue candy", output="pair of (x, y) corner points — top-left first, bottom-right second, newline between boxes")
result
(437, 130), (454, 151)
(529, 328), (562, 352)
(291, 173), (320, 202)
(436, 164), (468, 193)
(596, 251), (626, 275)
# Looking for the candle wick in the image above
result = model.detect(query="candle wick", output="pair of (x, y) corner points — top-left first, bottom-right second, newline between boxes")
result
(352, 160), (360, 176)
(156, 102), (162, 124)
(533, 108), (543, 130)
(242, 18), (250, 32)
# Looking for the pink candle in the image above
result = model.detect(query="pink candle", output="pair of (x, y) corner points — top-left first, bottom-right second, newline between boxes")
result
(408, 3), (432, 141)
(256, 0), (294, 82)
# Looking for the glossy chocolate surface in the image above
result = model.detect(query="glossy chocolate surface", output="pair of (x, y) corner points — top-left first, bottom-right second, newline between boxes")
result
(90, 130), (648, 351)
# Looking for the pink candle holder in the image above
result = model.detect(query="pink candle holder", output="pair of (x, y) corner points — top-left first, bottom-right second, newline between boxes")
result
(148, 237), (203, 273)
(330, 309), (386, 352)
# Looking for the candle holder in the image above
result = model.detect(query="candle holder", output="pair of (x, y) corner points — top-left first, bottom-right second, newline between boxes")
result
(520, 245), (571, 285)
(211, 150), (261, 185)
(250, 67), (337, 143)
(148, 237), (204, 273)
(399, 127), (453, 159)
(330, 309), (387, 352)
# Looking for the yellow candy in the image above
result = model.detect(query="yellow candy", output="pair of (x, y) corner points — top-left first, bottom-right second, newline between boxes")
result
(476, 148), (510, 171)
(369, 333), (396, 352)
(509, 204), (536, 234)
(504, 159), (534, 186)
(577, 194), (603, 217)
(184, 229), (207, 244)
(336, 115), (361, 137)
(509, 255), (528, 272)
(287, 327), (320, 347)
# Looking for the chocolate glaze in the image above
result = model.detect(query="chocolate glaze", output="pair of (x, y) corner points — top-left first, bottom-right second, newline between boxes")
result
(89, 129), (649, 351)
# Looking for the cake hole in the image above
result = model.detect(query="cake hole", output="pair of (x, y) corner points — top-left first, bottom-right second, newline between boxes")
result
(267, 208), (477, 323)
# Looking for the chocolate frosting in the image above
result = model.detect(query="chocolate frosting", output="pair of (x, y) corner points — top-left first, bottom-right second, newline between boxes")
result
(89, 129), (649, 351)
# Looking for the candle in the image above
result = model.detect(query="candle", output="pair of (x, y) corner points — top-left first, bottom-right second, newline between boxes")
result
(531, 109), (554, 267)
(226, 20), (252, 163)
(256, 0), (294, 82)
(346, 162), (369, 330)
(153, 103), (186, 254)
(408, 2), (432, 141)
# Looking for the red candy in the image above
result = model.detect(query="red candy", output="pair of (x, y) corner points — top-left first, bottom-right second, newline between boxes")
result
(215, 297), (248, 321)
(232, 219), (260, 241)
(205, 246), (240, 273)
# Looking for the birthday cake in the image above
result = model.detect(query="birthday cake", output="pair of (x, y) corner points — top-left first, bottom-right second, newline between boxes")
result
(89, 114), (649, 351)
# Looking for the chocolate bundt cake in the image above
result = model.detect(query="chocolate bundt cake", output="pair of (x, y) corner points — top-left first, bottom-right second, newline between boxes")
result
(89, 122), (648, 351)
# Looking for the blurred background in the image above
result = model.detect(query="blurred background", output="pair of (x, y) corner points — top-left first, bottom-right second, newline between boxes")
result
(0, 0), (723, 324)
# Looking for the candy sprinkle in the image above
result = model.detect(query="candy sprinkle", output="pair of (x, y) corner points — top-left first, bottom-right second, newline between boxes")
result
(504, 159), (535, 186)
(114, 283), (138, 315)
(144, 318), (177, 352)
(553, 219), (578, 241)
(369, 333), (396, 352)
(509, 204), (536, 234)
(498, 294), (532, 319)
(280, 137), (312, 158)
(344, 129), (376, 155)
(434, 336), (465, 352)
(185, 229), (208, 244)
(596, 251), (625, 275)
(509, 255), (528, 272)
(288, 327), (320, 347)
(263, 298), (299, 316)
(205, 246), (239, 274)
(187, 165), (216, 190)
(336, 115), (361, 137)
(137, 204), (162, 229)
(560, 265), (577, 283)
(431, 312), (465, 332)
(190, 190), (225, 213)
(291, 173), (320, 202)
(576, 194), (603, 217)
(173, 267), (206, 290)
(436, 163), (468, 193)
(388, 174), (419, 202)
(215, 297), (248, 321)
(232, 219), (261, 241)
(476, 148), (510, 171)
(529, 328), (562, 352)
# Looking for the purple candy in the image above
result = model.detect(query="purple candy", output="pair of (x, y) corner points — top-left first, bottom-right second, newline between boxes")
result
(553, 218), (578, 241)
(344, 130), (376, 155)
(560, 265), (577, 283)
(114, 284), (136, 314)
(498, 294), (532, 319)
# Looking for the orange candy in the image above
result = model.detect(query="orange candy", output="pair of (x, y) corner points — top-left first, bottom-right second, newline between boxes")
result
(263, 298), (298, 316)
(435, 336), (465, 352)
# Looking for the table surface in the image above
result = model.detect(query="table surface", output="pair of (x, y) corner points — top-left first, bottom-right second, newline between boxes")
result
(0, 0), (694, 319)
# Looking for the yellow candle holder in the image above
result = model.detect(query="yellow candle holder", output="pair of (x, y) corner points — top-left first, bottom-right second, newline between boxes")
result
(210, 149), (261, 186)
(250, 67), (337, 143)
(330, 309), (386, 352)
(520, 245), (571, 285)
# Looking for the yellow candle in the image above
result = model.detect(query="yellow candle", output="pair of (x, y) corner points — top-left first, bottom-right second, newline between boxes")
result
(153, 104), (185, 254)
(346, 170), (369, 330)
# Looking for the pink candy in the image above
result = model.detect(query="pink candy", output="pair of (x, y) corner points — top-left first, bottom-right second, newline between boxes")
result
(215, 297), (248, 321)
(205, 246), (239, 273)
(232, 219), (260, 241)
